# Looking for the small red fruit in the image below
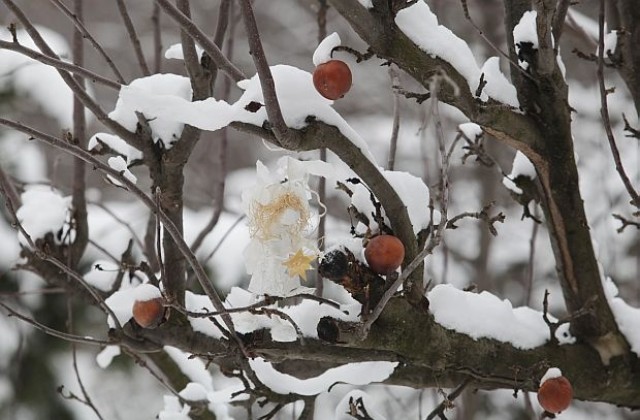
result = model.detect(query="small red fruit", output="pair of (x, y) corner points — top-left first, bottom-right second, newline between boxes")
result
(132, 297), (165, 328)
(537, 375), (573, 414)
(313, 60), (352, 100)
(364, 235), (405, 275)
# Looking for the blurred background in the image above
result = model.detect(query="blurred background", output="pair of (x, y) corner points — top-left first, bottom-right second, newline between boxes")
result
(0, 0), (638, 418)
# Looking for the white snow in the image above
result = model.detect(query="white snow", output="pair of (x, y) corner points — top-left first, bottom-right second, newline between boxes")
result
(16, 185), (71, 244)
(104, 283), (160, 327)
(165, 346), (213, 391)
(109, 73), (193, 147)
(395, 2), (517, 106)
(603, 278), (640, 357)
(84, 260), (120, 292)
(179, 382), (208, 402)
(88, 133), (142, 163)
(165, 43), (205, 61)
(513, 11), (539, 71)
(96, 345), (121, 368)
(503, 151), (537, 194)
(116, 65), (378, 163)
(540, 367), (562, 385)
(601, 31), (618, 56)
(383, 170), (439, 233)
(458, 122), (483, 140)
(249, 358), (398, 395)
(513, 11), (539, 47)
(356, 0), (373, 8)
(158, 396), (191, 420)
(185, 287), (360, 342)
(313, 32), (341, 66)
(165, 347), (240, 418)
(133, 283), (162, 302)
(107, 156), (137, 185)
(429, 284), (574, 349)
(480, 57), (520, 107)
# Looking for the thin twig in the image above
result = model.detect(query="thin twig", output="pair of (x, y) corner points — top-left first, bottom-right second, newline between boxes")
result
(47, 0), (126, 83)
(68, 300), (106, 420)
(552, 0), (572, 44)
(152, 2), (162, 73)
(115, 0), (151, 76)
(425, 378), (472, 420)
(0, 163), (121, 327)
(387, 66), (401, 171)
(90, 201), (146, 252)
(316, 0), (328, 297)
(0, 117), (247, 356)
(201, 215), (246, 264)
(597, 0), (640, 209)
(0, 301), (111, 346)
(172, 292), (340, 318)
(1, 0), (141, 147)
(238, 0), (298, 149)
(155, 0), (245, 82)
(0, 40), (121, 89)
(70, 0), (89, 267)
(0, 164), (21, 221)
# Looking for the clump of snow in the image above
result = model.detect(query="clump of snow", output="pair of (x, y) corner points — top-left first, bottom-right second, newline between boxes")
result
(165, 346), (240, 418)
(458, 122), (483, 140)
(540, 367), (563, 385)
(383, 170), (439, 233)
(84, 260), (120, 292)
(107, 156), (137, 186)
(429, 284), (574, 349)
(349, 169), (439, 235)
(513, 11), (539, 47)
(480, 57), (520, 107)
(185, 287), (360, 342)
(109, 73), (193, 147)
(502, 151), (537, 194)
(16, 185), (71, 244)
(357, 0), (373, 8)
(165, 346), (213, 390)
(116, 65), (378, 163)
(88, 133), (142, 163)
(313, 32), (342, 66)
(513, 11), (538, 70)
(96, 345), (121, 368)
(601, 31), (618, 55)
(395, 2), (517, 106)
(165, 43), (204, 61)
(603, 278), (640, 357)
(179, 383), (208, 402)
(249, 358), (398, 395)
(104, 283), (160, 327)
(133, 283), (162, 302)
(158, 396), (191, 420)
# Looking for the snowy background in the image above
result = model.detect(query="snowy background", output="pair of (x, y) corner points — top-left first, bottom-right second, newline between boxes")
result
(0, 0), (638, 419)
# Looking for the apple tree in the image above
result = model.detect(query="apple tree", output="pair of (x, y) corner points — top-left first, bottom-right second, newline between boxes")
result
(0, 0), (639, 419)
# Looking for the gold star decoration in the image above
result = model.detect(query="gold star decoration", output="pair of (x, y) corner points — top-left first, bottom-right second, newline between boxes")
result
(282, 249), (316, 280)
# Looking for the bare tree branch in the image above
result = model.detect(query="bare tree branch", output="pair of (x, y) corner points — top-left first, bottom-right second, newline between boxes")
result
(47, 0), (127, 84)
(154, 0), (245, 82)
(597, 0), (640, 209)
(115, 0), (151, 76)
(0, 40), (121, 89)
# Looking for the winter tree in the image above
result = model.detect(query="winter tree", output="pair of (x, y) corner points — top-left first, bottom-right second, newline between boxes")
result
(0, 0), (638, 418)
